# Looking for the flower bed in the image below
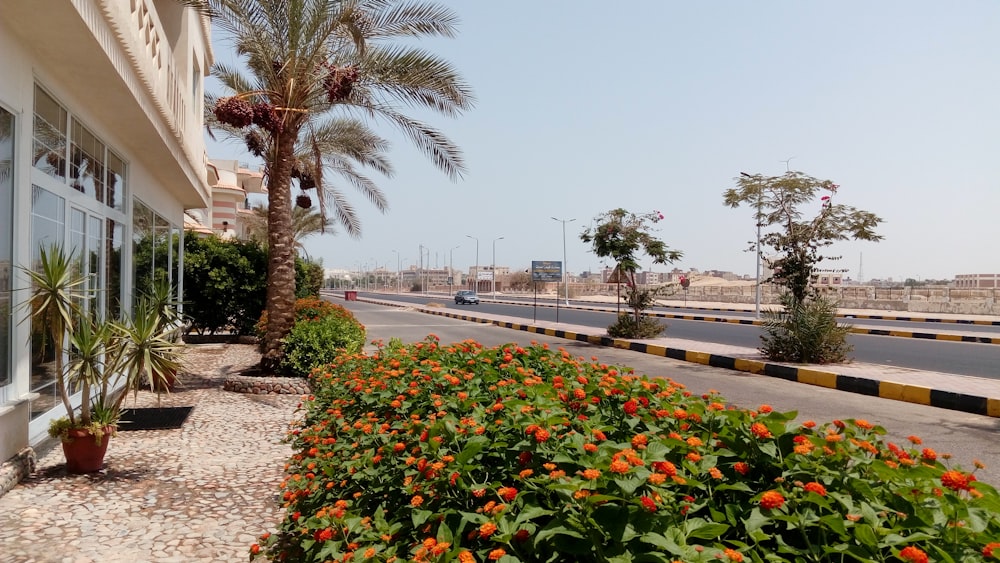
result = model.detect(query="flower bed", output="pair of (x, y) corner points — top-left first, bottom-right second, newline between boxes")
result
(254, 336), (1000, 562)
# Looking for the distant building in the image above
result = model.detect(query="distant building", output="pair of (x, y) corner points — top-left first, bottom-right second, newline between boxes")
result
(954, 274), (1000, 289)
(812, 269), (849, 286)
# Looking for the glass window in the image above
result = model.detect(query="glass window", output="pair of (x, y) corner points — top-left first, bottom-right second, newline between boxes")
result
(89, 215), (103, 308)
(132, 198), (181, 308)
(132, 199), (153, 298)
(29, 186), (66, 419)
(70, 121), (107, 203)
(107, 151), (125, 212)
(32, 86), (68, 181)
(0, 106), (13, 388)
(106, 219), (123, 319)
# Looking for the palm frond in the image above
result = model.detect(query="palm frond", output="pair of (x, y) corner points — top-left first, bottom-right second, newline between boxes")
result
(360, 0), (461, 39)
(357, 44), (474, 116)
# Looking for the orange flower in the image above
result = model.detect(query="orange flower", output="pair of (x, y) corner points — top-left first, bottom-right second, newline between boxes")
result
(488, 548), (506, 560)
(498, 487), (518, 501)
(854, 419), (873, 430)
(640, 496), (657, 512)
(582, 469), (601, 480)
(733, 462), (750, 476)
(899, 546), (928, 563)
(458, 551), (475, 563)
(723, 548), (744, 562)
(803, 482), (827, 496)
(708, 467), (723, 479)
(410, 495), (423, 507)
(941, 470), (971, 491)
(759, 490), (785, 510)
(983, 542), (1000, 558)
(750, 423), (772, 439)
(478, 522), (497, 538)
(609, 460), (630, 474)
(907, 435), (923, 445)
(583, 443), (598, 453)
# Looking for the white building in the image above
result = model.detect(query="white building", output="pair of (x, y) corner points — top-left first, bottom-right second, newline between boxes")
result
(0, 1), (212, 481)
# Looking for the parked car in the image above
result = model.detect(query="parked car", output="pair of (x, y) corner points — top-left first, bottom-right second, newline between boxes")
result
(454, 290), (480, 305)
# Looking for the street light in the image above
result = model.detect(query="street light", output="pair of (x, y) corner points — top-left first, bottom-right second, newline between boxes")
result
(392, 250), (401, 294)
(551, 217), (576, 305)
(465, 235), (479, 291)
(450, 245), (460, 295)
(741, 172), (763, 318)
(492, 236), (504, 301)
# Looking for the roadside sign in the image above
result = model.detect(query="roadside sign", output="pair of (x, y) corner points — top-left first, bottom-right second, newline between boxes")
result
(477, 270), (493, 281)
(532, 261), (562, 282)
(606, 265), (624, 283)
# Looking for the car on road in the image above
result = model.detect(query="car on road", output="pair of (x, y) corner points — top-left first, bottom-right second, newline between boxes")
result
(454, 290), (480, 305)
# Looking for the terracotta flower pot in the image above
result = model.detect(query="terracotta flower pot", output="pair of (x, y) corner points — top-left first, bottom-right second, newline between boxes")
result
(61, 426), (113, 474)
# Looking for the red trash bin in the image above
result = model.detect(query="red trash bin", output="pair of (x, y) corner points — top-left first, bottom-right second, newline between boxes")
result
(344, 290), (357, 301)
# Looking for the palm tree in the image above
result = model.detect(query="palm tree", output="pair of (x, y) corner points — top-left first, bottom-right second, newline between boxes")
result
(189, 0), (474, 368)
(244, 202), (331, 258)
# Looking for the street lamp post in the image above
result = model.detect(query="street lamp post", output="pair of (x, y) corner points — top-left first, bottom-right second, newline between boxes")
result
(418, 244), (425, 294)
(392, 250), (401, 293)
(492, 236), (504, 301)
(551, 217), (576, 305)
(450, 245), (460, 295)
(465, 235), (479, 291)
(741, 172), (763, 318)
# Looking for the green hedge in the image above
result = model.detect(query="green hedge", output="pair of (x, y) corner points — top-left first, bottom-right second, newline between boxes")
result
(278, 298), (366, 378)
(182, 234), (324, 335)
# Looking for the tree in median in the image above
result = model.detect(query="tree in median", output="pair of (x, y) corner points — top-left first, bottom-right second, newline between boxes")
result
(724, 171), (883, 362)
(190, 0), (473, 368)
(580, 209), (682, 338)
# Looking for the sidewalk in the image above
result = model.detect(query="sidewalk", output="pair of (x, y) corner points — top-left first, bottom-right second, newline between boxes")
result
(0, 343), (291, 563)
(357, 293), (1000, 418)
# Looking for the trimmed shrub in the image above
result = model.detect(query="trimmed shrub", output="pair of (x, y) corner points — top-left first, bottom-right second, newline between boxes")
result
(273, 298), (366, 377)
(296, 258), (324, 299)
(607, 312), (665, 339)
(183, 235), (268, 335)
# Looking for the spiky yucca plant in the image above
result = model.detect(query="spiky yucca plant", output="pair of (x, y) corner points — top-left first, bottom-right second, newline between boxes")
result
(760, 294), (853, 363)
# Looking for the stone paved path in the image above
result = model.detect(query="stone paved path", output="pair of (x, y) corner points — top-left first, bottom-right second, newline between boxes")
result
(0, 343), (298, 563)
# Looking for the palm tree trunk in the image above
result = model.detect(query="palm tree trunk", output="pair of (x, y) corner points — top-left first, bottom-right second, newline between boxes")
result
(261, 132), (298, 370)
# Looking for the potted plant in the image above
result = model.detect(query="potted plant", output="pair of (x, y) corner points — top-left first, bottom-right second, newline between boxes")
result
(139, 276), (186, 391)
(23, 244), (183, 473)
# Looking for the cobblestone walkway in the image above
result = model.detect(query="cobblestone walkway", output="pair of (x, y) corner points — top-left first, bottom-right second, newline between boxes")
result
(0, 343), (299, 563)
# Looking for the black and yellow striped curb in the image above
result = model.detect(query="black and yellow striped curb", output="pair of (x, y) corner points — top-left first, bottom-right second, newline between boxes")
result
(356, 296), (1000, 418)
(569, 301), (1000, 327)
(467, 299), (1000, 345)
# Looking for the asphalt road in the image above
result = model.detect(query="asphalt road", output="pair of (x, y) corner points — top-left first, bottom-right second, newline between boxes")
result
(338, 299), (1000, 485)
(359, 292), (1000, 379)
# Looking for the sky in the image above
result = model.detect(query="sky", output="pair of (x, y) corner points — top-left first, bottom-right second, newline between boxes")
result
(205, 1), (1000, 282)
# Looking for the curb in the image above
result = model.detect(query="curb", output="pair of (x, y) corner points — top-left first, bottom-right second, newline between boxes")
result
(357, 296), (1000, 418)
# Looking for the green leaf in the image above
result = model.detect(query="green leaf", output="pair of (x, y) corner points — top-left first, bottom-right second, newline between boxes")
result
(411, 509), (432, 528)
(744, 507), (770, 533)
(454, 436), (487, 465)
(853, 524), (877, 548)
